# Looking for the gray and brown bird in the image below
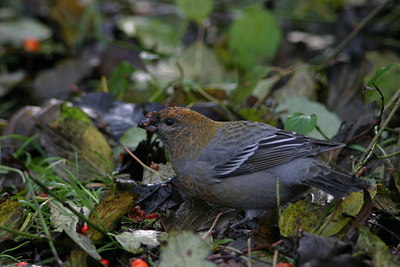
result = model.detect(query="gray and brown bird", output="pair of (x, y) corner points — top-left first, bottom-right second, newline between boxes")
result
(138, 107), (367, 218)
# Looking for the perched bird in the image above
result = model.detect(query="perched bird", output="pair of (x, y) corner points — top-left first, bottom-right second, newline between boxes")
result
(138, 107), (367, 219)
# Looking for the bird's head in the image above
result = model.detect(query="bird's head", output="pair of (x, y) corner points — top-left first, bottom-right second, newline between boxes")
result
(138, 107), (220, 160)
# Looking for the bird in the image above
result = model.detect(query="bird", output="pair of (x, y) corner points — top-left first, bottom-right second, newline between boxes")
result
(138, 107), (368, 221)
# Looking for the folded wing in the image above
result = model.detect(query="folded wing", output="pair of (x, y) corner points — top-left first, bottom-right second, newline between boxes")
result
(213, 127), (344, 179)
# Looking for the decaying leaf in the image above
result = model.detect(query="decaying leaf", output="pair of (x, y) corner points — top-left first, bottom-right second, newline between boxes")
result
(159, 231), (214, 267)
(63, 221), (101, 260)
(3, 101), (115, 180)
(114, 230), (168, 254)
(274, 62), (317, 103)
(87, 192), (137, 242)
(49, 200), (89, 233)
(279, 200), (326, 237)
(0, 199), (25, 243)
(317, 192), (365, 236)
(356, 226), (399, 266)
(64, 249), (89, 267)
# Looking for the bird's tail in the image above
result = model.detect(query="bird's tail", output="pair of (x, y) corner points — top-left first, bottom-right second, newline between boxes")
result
(303, 169), (369, 199)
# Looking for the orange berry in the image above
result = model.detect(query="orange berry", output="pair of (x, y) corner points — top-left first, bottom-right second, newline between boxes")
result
(99, 259), (110, 266)
(17, 262), (29, 266)
(81, 224), (88, 235)
(275, 263), (295, 267)
(145, 213), (157, 220)
(23, 38), (40, 52)
(130, 259), (149, 267)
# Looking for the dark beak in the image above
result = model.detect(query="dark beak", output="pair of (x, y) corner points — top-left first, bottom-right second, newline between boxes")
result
(138, 115), (157, 132)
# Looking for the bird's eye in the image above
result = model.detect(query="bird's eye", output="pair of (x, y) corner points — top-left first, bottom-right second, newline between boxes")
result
(165, 118), (174, 126)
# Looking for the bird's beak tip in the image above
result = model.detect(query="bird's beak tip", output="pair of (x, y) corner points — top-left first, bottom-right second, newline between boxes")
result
(138, 117), (157, 132)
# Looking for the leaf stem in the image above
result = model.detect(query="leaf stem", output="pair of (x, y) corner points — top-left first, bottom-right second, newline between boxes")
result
(315, 125), (330, 140)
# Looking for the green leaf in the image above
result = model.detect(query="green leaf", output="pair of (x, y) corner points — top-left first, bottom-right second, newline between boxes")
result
(285, 112), (317, 135)
(364, 63), (400, 105)
(108, 61), (135, 100)
(117, 16), (182, 54)
(228, 5), (281, 70)
(120, 127), (147, 149)
(176, 0), (213, 24)
(347, 144), (366, 153)
(278, 97), (341, 139)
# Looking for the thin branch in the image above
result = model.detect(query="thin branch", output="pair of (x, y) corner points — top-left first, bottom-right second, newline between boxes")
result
(353, 93), (400, 173)
(219, 246), (273, 265)
(376, 149), (400, 159)
(123, 146), (167, 180)
(369, 83), (385, 131)
(201, 212), (223, 240)
(272, 249), (279, 267)
(247, 237), (252, 267)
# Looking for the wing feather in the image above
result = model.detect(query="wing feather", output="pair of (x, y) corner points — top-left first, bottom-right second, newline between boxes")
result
(214, 128), (343, 178)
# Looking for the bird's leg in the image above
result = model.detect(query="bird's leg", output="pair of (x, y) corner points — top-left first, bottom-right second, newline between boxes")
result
(230, 209), (266, 229)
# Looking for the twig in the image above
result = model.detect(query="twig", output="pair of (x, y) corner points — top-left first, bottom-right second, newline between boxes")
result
(317, 0), (393, 67)
(243, 240), (284, 254)
(376, 149), (400, 159)
(384, 88), (400, 113)
(247, 237), (252, 267)
(175, 60), (184, 83)
(123, 146), (167, 179)
(353, 93), (400, 174)
(201, 212), (223, 240)
(368, 84), (385, 131)
(272, 249), (279, 267)
(219, 246), (273, 265)
(367, 219), (400, 243)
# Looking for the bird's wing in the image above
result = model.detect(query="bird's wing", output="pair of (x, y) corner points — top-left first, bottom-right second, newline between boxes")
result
(210, 126), (344, 179)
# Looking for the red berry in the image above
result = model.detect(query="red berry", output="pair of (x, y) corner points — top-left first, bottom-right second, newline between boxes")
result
(130, 259), (149, 267)
(81, 224), (88, 235)
(23, 38), (40, 52)
(99, 259), (110, 266)
(276, 263), (295, 267)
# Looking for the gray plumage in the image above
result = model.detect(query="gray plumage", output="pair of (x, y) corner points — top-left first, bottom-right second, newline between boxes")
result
(138, 107), (368, 214)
